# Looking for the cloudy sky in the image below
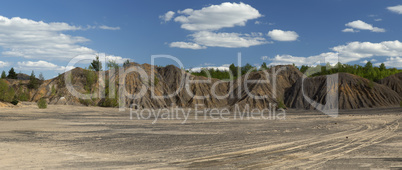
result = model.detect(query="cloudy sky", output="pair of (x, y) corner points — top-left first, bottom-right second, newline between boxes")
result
(0, 0), (402, 79)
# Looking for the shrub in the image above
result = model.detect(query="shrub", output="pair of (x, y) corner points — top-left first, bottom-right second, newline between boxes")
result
(51, 85), (56, 96)
(99, 80), (119, 107)
(85, 69), (97, 92)
(0, 79), (15, 103)
(100, 98), (119, 107)
(277, 100), (287, 109)
(79, 98), (96, 106)
(18, 91), (30, 101)
(154, 76), (159, 86)
(11, 99), (19, 105)
(37, 98), (47, 109)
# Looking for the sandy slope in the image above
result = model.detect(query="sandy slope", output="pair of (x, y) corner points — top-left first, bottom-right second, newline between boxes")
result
(0, 105), (401, 169)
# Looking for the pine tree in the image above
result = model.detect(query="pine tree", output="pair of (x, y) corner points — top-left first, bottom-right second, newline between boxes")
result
(28, 71), (39, 89)
(1, 71), (6, 79)
(229, 63), (237, 77)
(261, 62), (268, 70)
(90, 56), (102, 71)
(379, 63), (386, 71)
(38, 72), (45, 81)
(7, 68), (17, 79)
(123, 59), (130, 68)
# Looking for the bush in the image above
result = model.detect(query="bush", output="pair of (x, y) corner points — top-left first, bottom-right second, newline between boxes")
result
(37, 98), (47, 109)
(100, 98), (119, 107)
(79, 98), (96, 106)
(51, 85), (56, 96)
(277, 100), (287, 109)
(100, 81), (119, 107)
(154, 76), (159, 86)
(11, 99), (19, 105)
(400, 101), (402, 107)
(17, 88), (30, 101)
(0, 79), (15, 103)
(85, 69), (97, 92)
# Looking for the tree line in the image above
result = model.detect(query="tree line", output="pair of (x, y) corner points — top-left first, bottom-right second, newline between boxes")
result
(299, 61), (401, 82)
(189, 61), (401, 81)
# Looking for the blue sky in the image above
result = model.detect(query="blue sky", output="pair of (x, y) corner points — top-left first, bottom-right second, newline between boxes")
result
(0, 0), (402, 79)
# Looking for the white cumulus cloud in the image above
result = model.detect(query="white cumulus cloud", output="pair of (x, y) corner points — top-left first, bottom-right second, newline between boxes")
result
(169, 42), (206, 50)
(189, 64), (230, 72)
(266, 40), (402, 68)
(266, 52), (339, 66)
(331, 41), (402, 63)
(376, 57), (402, 68)
(170, 31), (268, 49)
(191, 31), (268, 48)
(160, 11), (175, 22)
(0, 61), (10, 68)
(99, 25), (120, 30)
(387, 5), (402, 14)
(342, 28), (359, 33)
(267, 29), (299, 41)
(173, 2), (261, 31)
(344, 20), (385, 32)
(17, 60), (75, 72)
(0, 15), (99, 60)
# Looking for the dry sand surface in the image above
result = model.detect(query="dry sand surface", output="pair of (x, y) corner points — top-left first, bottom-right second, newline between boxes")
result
(0, 104), (401, 169)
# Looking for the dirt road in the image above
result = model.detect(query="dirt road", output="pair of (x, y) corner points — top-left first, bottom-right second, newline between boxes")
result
(0, 104), (401, 169)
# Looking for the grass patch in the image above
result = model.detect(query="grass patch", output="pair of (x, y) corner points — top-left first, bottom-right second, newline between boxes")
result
(277, 100), (287, 109)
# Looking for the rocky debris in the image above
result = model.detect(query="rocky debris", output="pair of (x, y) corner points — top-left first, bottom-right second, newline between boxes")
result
(16, 73), (31, 80)
(228, 65), (302, 111)
(285, 73), (402, 109)
(3, 63), (401, 110)
(378, 72), (402, 97)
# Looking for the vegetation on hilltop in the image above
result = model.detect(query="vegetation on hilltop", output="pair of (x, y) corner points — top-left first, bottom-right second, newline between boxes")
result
(189, 61), (401, 81)
(0, 79), (15, 103)
(300, 61), (401, 82)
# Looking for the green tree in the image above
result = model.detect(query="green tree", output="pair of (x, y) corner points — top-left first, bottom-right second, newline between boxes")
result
(229, 63), (237, 78)
(90, 56), (102, 71)
(1, 71), (6, 79)
(260, 62), (268, 70)
(28, 71), (39, 89)
(241, 63), (254, 75)
(299, 65), (309, 73)
(7, 67), (17, 79)
(123, 59), (130, 68)
(364, 61), (373, 70)
(106, 60), (120, 70)
(38, 72), (45, 81)
(379, 63), (386, 71)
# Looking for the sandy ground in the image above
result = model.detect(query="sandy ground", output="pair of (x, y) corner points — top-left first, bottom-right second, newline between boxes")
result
(0, 104), (401, 169)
